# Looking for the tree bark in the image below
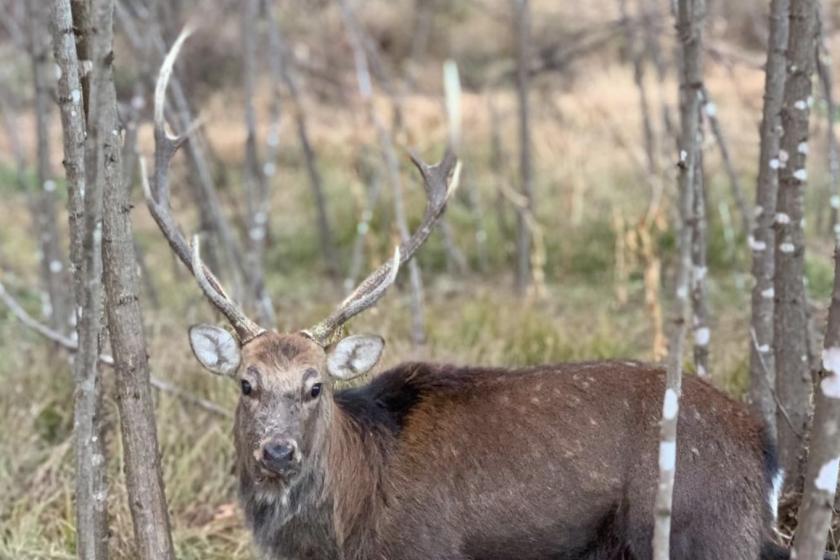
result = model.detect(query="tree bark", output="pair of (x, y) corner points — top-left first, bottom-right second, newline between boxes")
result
(652, 0), (704, 557)
(27, 0), (72, 333)
(513, 0), (533, 295)
(816, 9), (840, 239)
(690, 132), (710, 379)
(268, 14), (339, 279)
(95, 1), (176, 558)
(338, 0), (427, 345)
(241, 0), (275, 325)
(750, 0), (790, 448)
(792, 242), (840, 560)
(773, 0), (818, 491)
(700, 87), (751, 239)
(52, 0), (110, 558)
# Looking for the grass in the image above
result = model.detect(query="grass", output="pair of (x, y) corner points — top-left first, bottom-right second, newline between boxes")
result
(1, 30), (840, 559)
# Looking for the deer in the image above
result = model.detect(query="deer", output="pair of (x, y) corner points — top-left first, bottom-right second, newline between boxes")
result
(144, 30), (795, 560)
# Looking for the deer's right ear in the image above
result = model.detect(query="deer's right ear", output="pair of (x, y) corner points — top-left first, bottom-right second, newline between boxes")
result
(189, 324), (241, 377)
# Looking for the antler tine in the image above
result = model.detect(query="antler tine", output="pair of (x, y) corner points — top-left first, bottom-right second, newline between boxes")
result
(305, 148), (460, 346)
(142, 26), (265, 343)
(192, 236), (264, 341)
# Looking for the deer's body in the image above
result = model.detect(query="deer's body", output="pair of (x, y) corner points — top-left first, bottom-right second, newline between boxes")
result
(147, 38), (789, 559)
(237, 353), (777, 560)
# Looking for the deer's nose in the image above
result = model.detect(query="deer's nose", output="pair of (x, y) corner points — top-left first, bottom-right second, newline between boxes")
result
(262, 440), (297, 470)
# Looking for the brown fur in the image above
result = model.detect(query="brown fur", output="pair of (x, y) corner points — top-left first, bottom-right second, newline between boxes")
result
(230, 332), (781, 560)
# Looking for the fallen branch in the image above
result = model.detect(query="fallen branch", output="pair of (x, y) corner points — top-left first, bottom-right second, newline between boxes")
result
(0, 280), (231, 418)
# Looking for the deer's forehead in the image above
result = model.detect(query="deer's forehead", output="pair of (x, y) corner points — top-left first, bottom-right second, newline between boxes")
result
(241, 333), (324, 376)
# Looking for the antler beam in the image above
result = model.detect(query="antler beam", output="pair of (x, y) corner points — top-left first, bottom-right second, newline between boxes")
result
(142, 27), (264, 343)
(305, 149), (461, 345)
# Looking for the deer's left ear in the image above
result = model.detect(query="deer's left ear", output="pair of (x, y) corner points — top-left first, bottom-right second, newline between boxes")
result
(326, 334), (385, 381)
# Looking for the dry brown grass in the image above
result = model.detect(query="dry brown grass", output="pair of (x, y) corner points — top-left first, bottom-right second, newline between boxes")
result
(2, 3), (840, 557)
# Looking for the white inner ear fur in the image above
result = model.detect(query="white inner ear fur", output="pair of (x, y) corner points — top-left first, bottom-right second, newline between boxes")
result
(327, 334), (385, 380)
(189, 324), (241, 377)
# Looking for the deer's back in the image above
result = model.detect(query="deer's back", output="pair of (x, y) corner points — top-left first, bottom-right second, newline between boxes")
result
(337, 360), (773, 559)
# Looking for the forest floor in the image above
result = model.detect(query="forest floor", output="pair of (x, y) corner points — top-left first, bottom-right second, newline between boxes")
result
(1, 38), (840, 558)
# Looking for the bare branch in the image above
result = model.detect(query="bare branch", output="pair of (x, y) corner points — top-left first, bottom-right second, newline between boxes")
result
(0, 280), (230, 418)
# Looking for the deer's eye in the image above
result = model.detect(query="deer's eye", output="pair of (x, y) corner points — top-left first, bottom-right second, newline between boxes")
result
(241, 380), (253, 396)
(309, 383), (322, 399)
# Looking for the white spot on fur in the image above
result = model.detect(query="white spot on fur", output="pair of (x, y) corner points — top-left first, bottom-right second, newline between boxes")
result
(815, 458), (840, 492)
(780, 242), (795, 253)
(775, 213), (791, 225)
(659, 440), (677, 471)
(749, 236), (767, 251)
(793, 168), (808, 182)
(823, 347), (840, 374)
(794, 99), (807, 110)
(769, 158), (780, 170)
(798, 142), (809, 155)
(761, 287), (775, 299)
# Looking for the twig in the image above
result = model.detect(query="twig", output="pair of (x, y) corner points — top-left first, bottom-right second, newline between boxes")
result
(0, 280), (231, 418)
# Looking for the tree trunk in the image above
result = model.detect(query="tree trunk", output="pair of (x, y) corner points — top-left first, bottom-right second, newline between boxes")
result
(338, 0), (427, 345)
(773, 0), (818, 492)
(52, 0), (111, 558)
(241, 0), (275, 325)
(652, 0), (704, 557)
(792, 243), (840, 560)
(691, 132), (710, 378)
(749, 0), (790, 447)
(27, 0), (71, 334)
(513, 0), (533, 295)
(268, 16), (339, 279)
(95, 1), (176, 558)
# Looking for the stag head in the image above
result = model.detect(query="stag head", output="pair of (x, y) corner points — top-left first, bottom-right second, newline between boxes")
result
(144, 28), (459, 490)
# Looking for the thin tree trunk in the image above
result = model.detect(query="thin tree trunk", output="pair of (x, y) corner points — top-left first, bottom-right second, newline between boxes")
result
(267, 15), (339, 279)
(52, 0), (110, 558)
(792, 244), (840, 558)
(241, 0), (275, 325)
(749, 0), (789, 447)
(700, 87), (751, 238)
(774, 0), (818, 492)
(513, 0), (533, 295)
(652, 0), (704, 557)
(691, 135), (710, 378)
(95, 0), (176, 557)
(816, 10), (840, 239)
(114, 1), (249, 297)
(27, 0), (71, 333)
(338, 0), (427, 345)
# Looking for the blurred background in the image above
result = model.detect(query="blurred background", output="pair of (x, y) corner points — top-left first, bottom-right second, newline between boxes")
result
(1, 0), (840, 557)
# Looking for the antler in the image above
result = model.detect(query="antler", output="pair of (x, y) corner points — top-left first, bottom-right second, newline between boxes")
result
(142, 27), (265, 343)
(304, 149), (461, 345)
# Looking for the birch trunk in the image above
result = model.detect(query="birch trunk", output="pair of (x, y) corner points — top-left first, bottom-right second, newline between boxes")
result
(749, 0), (790, 446)
(651, 0), (704, 557)
(792, 242), (840, 560)
(773, 0), (818, 490)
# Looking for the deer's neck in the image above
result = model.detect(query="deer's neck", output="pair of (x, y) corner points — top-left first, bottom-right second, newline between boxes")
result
(238, 399), (391, 559)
